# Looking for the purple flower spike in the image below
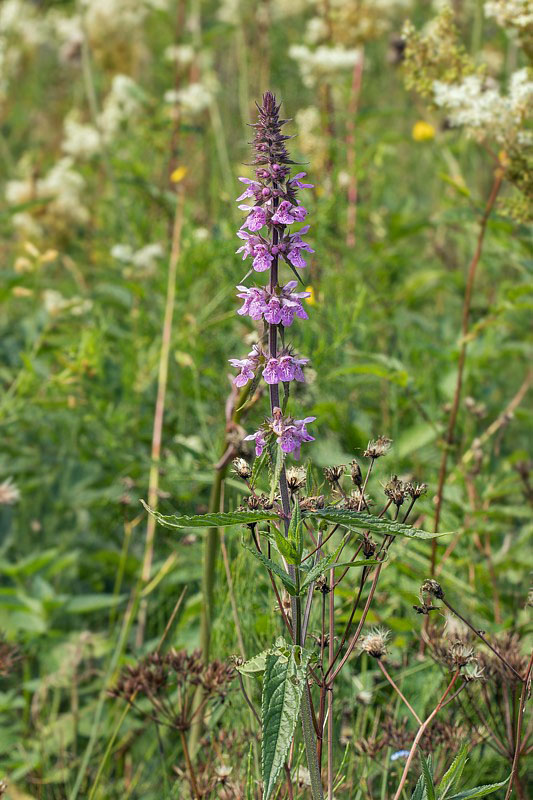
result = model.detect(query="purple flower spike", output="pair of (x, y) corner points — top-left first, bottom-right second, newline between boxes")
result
(289, 172), (314, 190)
(271, 201), (308, 226)
(240, 205), (267, 232)
(252, 243), (273, 272)
(244, 430), (267, 457)
(236, 177), (261, 201)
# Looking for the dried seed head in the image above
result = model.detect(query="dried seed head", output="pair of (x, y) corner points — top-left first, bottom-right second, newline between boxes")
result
(314, 574), (329, 593)
(232, 457), (252, 480)
(324, 465), (345, 485)
(350, 460), (363, 487)
(286, 465), (307, 492)
(364, 436), (392, 459)
(462, 660), (485, 682)
(363, 536), (377, 558)
(360, 627), (390, 659)
(450, 640), (476, 668)
(300, 495), (325, 511)
(384, 475), (406, 506)
(421, 579), (444, 600)
(246, 494), (262, 510)
(405, 482), (427, 499)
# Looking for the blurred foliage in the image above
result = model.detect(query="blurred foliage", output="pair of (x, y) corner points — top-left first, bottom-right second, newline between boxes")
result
(0, 0), (531, 798)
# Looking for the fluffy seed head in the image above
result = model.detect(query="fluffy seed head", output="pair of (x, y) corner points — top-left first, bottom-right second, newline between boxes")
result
(360, 627), (390, 659)
(364, 436), (392, 459)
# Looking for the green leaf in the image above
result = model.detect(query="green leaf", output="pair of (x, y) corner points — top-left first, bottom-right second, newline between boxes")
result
(438, 744), (469, 799)
(237, 638), (286, 676)
(64, 594), (126, 613)
(142, 501), (278, 529)
(251, 447), (269, 490)
(446, 778), (509, 800)
(242, 543), (297, 595)
(288, 501), (303, 563)
(411, 773), (427, 800)
(274, 528), (299, 566)
(303, 508), (447, 540)
(420, 754), (436, 800)
(262, 644), (312, 799)
(269, 446), (285, 504)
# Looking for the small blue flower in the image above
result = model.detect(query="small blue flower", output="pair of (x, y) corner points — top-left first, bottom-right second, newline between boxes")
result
(391, 750), (410, 762)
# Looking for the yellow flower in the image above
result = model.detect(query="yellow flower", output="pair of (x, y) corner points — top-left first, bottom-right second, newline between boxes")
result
(170, 165), (188, 183)
(305, 286), (317, 306)
(412, 121), (435, 142)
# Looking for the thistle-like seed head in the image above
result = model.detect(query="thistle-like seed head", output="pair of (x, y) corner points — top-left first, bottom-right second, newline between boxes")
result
(421, 579), (444, 599)
(232, 457), (252, 480)
(360, 627), (390, 659)
(384, 475), (406, 506)
(364, 436), (392, 459)
(286, 465), (307, 492)
(350, 460), (363, 487)
(405, 481), (427, 499)
(450, 640), (476, 668)
(324, 465), (346, 485)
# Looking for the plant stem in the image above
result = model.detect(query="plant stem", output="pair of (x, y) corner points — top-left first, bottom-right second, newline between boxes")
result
(392, 671), (462, 800)
(441, 597), (524, 682)
(377, 661), (422, 724)
(504, 651), (533, 800)
(327, 567), (335, 800)
(431, 168), (503, 574)
(180, 730), (201, 800)
(137, 189), (185, 647)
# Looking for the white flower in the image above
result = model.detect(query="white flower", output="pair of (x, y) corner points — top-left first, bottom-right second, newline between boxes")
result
(62, 117), (101, 159)
(164, 82), (212, 114)
(164, 44), (195, 65)
(0, 477), (20, 505)
(43, 290), (92, 316)
(98, 74), (143, 139)
(111, 244), (135, 262)
(289, 44), (362, 87)
(131, 243), (164, 271)
(433, 69), (533, 145)
(485, 0), (533, 30)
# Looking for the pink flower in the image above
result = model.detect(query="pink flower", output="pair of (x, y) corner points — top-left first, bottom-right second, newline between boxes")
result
(289, 172), (314, 190)
(236, 177), (261, 201)
(252, 243), (273, 272)
(240, 205), (267, 232)
(271, 201), (308, 225)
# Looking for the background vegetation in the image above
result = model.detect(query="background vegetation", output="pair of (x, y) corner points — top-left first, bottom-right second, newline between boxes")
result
(0, 0), (531, 797)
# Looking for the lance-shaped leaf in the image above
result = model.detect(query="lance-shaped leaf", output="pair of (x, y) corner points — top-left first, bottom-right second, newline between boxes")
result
(242, 542), (297, 595)
(420, 753), (436, 800)
(438, 743), (469, 799)
(446, 777), (509, 800)
(303, 508), (447, 540)
(142, 501), (278, 529)
(262, 644), (312, 799)
(237, 637), (286, 677)
(269, 445), (285, 504)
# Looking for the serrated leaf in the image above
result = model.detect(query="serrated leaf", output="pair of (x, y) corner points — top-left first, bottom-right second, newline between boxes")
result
(420, 754), (436, 800)
(251, 448), (269, 489)
(303, 508), (447, 540)
(262, 645), (312, 799)
(269, 446), (285, 504)
(237, 638), (286, 676)
(446, 778), (509, 800)
(142, 501), (278, 529)
(438, 743), (469, 799)
(288, 501), (303, 563)
(411, 772), (427, 800)
(274, 528), (299, 566)
(242, 543), (297, 595)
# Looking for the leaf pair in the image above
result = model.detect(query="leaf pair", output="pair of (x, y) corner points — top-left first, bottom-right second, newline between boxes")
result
(411, 747), (509, 800)
(238, 639), (313, 800)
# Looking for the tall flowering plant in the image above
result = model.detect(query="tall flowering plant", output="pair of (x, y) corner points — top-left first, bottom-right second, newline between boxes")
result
(146, 93), (481, 800)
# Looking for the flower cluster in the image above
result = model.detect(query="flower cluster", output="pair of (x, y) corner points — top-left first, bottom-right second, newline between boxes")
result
(236, 281), (310, 326)
(231, 91), (316, 462)
(244, 407), (316, 460)
(229, 345), (308, 388)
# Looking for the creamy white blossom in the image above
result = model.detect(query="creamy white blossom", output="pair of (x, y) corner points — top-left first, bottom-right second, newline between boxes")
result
(289, 44), (362, 88)
(43, 290), (92, 316)
(62, 117), (102, 159)
(485, 0), (533, 30)
(111, 242), (164, 275)
(164, 44), (195, 65)
(164, 82), (213, 114)
(433, 68), (533, 144)
(0, 477), (20, 505)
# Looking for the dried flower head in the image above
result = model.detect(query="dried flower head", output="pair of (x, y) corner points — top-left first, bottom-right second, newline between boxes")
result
(285, 465), (307, 492)
(0, 477), (20, 505)
(360, 627), (390, 659)
(405, 482), (427, 499)
(364, 436), (392, 459)
(232, 457), (252, 480)
(299, 494), (325, 511)
(324, 464), (345, 486)
(421, 579), (445, 600)
(450, 640), (476, 668)
(350, 459), (363, 487)
(384, 475), (406, 506)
